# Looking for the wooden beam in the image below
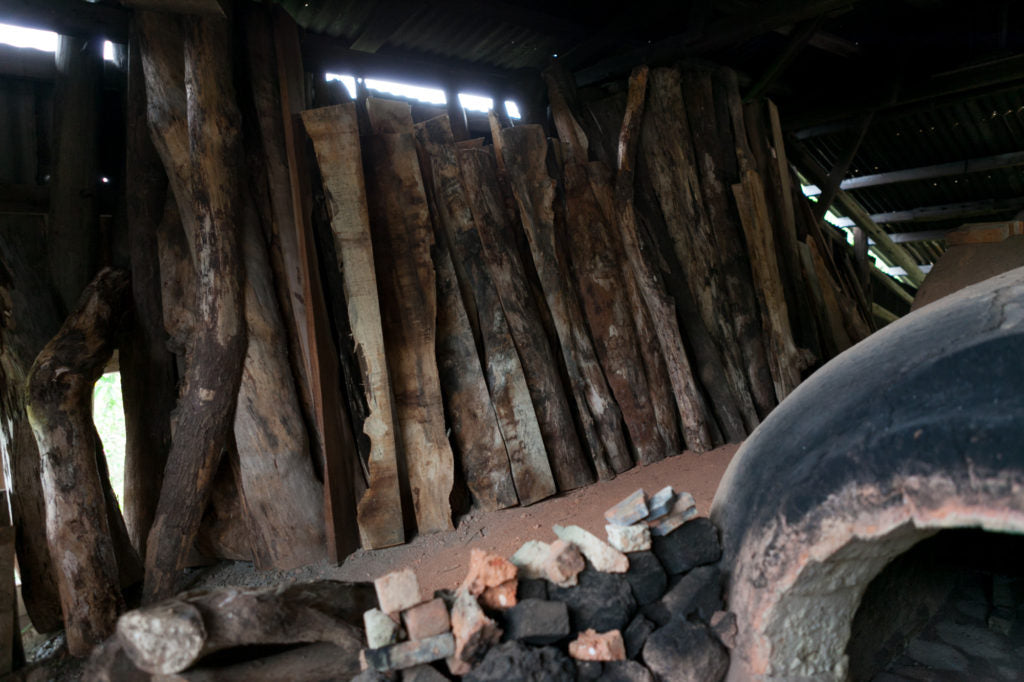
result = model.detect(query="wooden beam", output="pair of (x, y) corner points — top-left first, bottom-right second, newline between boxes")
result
(888, 229), (950, 243)
(120, 0), (227, 16)
(863, 197), (1024, 226)
(812, 112), (872, 224)
(802, 150), (1024, 193)
(744, 15), (823, 102)
(0, 0), (130, 42)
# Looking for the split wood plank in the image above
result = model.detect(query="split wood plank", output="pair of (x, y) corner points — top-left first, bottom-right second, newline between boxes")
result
(0, 522), (16, 674)
(545, 67), (672, 466)
(616, 65), (713, 453)
(302, 102), (404, 549)
(499, 124), (622, 483)
(731, 169), (803, 401)
(802, 238), (854, 353)
(139, 13), (248, 603)
(640, 67), (759, 433)
(26, 268), (139, 656)
(272, 7), (362, 561)
(364, 98), (455, 533)
(683, 64), (776, 418)
(415, 115), (552, 507)
(460, 147), (576, 498)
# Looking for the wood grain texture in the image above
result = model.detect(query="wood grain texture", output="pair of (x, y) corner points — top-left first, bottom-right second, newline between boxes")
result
(365, 100), (455, 533)
(26, 268), (139, 656)
(302, 102), (404, 548)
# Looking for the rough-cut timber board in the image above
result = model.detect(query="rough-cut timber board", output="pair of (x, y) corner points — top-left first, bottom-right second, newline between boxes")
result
(732, 168), (803, 402)
(364, 99), (455, 533)
(302, 103), (404, 549)
(500, 124), (629, 484)
(434, 243), (520, 510)
(640, 67), (759, 434)
(459, 147), (578, 496)
(415, 115), (537, 509)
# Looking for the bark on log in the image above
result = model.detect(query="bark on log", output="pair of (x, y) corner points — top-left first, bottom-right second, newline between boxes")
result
(640, 67), (759, 434)
(141, 14), (247, 603)
(682, 64), (776, 418)
(731, 169), (803, 401)
(121, 32), (176, 557)
(615, 66), (713, 453)
(499, 125), (619, 484)
(26, 267), (140, 656)
(459, 148), (564, 505)
(302, 103), (404, 548)
(364, 98), (455, 533)
(116, 580), (372, 675)
(0, 216), (64, 632)
(414, 116), (522, 510)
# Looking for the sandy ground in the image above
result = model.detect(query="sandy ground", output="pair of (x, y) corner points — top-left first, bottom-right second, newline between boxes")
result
(188, 443), (738, 596)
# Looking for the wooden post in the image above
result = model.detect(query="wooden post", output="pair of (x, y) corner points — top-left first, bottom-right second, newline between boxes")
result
(26, 268), (140, 656)
(445, 84), (470, 141)
(301, 103), (404, 548)
(141, 13), (248, 603)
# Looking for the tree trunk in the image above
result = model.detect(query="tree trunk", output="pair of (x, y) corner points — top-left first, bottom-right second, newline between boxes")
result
(116, 580), (372, 675)
(121, 31), (176, 558)
(363, 99), (455, 533)
(26, 268), (140, 656)
(301, 102), (404, 549)
(458, 148), (562, 504)
(141, 13), (248, 603)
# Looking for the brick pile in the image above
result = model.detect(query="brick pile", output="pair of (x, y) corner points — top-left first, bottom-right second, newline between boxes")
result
(355, 487), (732, 681)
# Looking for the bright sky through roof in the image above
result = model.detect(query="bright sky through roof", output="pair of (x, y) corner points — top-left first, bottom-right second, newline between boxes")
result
(0, 22), (57, 51)
(326, 73), (521, 118)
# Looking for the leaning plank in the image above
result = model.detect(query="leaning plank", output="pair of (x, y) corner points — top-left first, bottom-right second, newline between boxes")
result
(640, 67), (759, 433)
(415, 115), (535, 508)
(434, 243), (520, 510)
(616, 66), (713, 453)
(499, 125), (622, 483)
(301, 103), (404, 549)
(731, 169), (803, 401)
(802, 238), (854, 354)
(116, 581), (373, 675)
(364, 100), (455, 533)
(140, 14), (248, 603)
(25, 268), (138, 656)
(459, 148), (563, 503)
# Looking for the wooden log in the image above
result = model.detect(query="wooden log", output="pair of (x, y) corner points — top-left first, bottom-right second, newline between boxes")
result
(459, 148), (567, 504)
(233, 195), (327, 569)
(141, 13), (248, 603)
(25, 268), (138, 656)
(121, 31), (176, 557)
(301, 103), (404, 548)
(640, 67), (759, 433)
(731, 169), (803, 401)
(48, 34), (102, 315)
(272, 6), (362, 562)
(363, 99), (455, 533)
(0, 216), (64, 633)
(116, 580), (372, 675)
(414, 115), (540, 508)
(615, 66), (713, 453)
(498, 125), (621, 484)
(434, 243), (520, 510)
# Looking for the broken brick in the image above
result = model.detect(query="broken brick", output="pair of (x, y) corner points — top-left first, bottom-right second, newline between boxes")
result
(645, 486), (675, 520)
(479, 579), (517, 610)
(568, 629), (626, 662)
(363, 632), (455, 672)
(402, 598), (450, 641)
(544, 539), (585, 587)
(553, 525), (629, 573)
(606, 523), (651, 553)
(462, 549), (518, 596)
(375, 568), (422, 615)
(709, 610), (737, 649)
(647, 493), (697, 536)
(450, 588), (502, 665)
(605, 489), (649, 526)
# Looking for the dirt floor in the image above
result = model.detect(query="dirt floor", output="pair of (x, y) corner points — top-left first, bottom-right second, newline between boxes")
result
(188, 443), (739, 597)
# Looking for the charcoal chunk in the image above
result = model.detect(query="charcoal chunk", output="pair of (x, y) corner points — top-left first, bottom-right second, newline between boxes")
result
(464, 641), (574, 682)
(623, 614), (656, 660)
(650, 518), (721, 575)
(503, 599), (570, 645)
(548, 568), (637, 633)
(402, 664), (449, 681)
(599, 660), (654, 682)
(623, 551), (666, 607)
(660, 566), (723, 624)
(517, 578), (548, 601)
(576, 660), (603, 681)
(642, 620), (728, 682)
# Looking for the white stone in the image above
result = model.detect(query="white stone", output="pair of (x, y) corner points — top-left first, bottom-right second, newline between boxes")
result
(553, 524), (629, 573)
(364, 608), (401, 648)
(510, 540), (551, 580)
(605, 523), (651, 552)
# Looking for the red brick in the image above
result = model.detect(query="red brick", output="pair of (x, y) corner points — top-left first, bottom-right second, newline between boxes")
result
(402, 598), (450, 640)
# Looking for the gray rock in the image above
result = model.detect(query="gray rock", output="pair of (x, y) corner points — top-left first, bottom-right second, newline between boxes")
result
(517, 578), (548, 601)
(598, 660), (654, 682)
(659, 566), (723, 624)
(548, 568), (637, 634)
(503, 599), (571, 645)
(576, 660), (603, 681)
(402, 664), (450, 681)
(650, 518), (721, 575)
(905, 638), (969, 672)
(623, 551), (667, 607)
(642, 620), (728, 682)
(464, 641), (575, 682)
(623, 614), (656, 660)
